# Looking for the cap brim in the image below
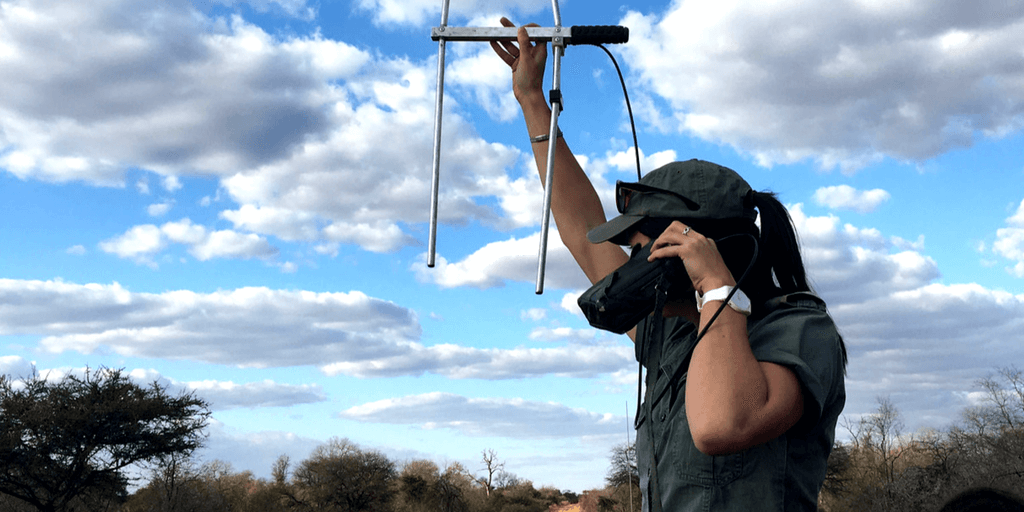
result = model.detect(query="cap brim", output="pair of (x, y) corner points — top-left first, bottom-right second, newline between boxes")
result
(586, 214), (645, 245)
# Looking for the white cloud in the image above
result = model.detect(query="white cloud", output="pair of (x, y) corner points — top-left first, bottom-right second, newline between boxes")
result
(161, 218), (208, 245)
(321, 342), (633, 379)
(339, 392), (622, 439)
(0, 0), (583, 255)
(414, 231), (592, 290)
(0, 279), (422, 370)
(521, 308), (547, 321)
(0, 0), (370, 186)
(162, 175), (183, 192)
(0, 279), (633, 380)
(993, 199), (1024, 276)
(98, 224), (166, 263)
(220, 205), (318, 242)
(448, 44), (521, 122)
(183, 379), (326, 410)
(66, 245), (87, 255)
(791, 204), (939, 304)
(778, 204), (1024, 429)
(0, 355), (35, 380)
(100, 219), (277, 262)
(147, 201), (174, 217)
(560, 291), (585, 317)
(123, 367), (327, 410)
(813, 185), (891, 213)
(214, 54), (523, 252)
(322, 221), (416, 254)
(619, 0), (1024, 171)
(190, 229), (277, 261)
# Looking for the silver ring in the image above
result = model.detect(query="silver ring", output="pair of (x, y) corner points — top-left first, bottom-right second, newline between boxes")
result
(682, 227), (691, 236)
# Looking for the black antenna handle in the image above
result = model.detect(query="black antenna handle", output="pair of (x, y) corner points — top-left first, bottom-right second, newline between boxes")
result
(569, 25), (629, 45)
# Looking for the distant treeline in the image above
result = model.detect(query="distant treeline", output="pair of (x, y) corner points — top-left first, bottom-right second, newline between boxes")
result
(819, 367), (1024, 511)
(2, 366), (1023, 512)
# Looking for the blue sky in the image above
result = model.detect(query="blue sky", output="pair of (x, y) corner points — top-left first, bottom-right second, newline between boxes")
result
(2, 0), (1024, 492)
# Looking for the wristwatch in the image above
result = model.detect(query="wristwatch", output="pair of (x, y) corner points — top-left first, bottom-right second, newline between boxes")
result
(696, 285), (752, 316)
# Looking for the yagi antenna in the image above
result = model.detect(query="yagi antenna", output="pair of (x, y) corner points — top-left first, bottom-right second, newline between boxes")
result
(426, 0), (628, 294)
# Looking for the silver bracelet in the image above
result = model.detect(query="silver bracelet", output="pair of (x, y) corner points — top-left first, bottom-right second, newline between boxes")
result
(530, 129), (563, 143)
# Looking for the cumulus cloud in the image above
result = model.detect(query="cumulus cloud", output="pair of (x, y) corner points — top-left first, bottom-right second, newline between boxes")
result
(321, 342), (633, 379)
(339, 392), (622, 439)
(175, 377), (326, 410)
(0, 0), (366, 185)
(0, 355), (35, 380)
(0, 0), (596, 255)
(521, 308), (547, 321)
(162, 175), (183, 192)
(791, 204), (940, 304)
(832, 283), (1024, 424)
(99, 225), (167, 262)
(813, 185), (891, 213)
(100, 219), (277, 263)
(0, 279), (422, 370)
(993, 199), (1024, 276)
(414, 230), (594, 290)
(147, 201), (174, 217)
(619, 0), (1024, 171)
(0, 279), (633, 379)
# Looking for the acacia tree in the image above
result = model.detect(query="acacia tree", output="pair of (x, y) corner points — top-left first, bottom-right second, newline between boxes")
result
(290, 437), (397, 512)
(605, 442), (639, 512)
(0, 367), (209, 512)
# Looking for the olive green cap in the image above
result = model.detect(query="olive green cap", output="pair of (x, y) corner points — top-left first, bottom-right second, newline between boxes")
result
(587, 159), (757, 245)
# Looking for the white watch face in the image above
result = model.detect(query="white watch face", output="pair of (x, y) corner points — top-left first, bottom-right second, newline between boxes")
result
(730, 290), (751, 314)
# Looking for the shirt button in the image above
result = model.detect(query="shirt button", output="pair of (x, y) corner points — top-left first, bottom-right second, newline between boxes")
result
(659, 412), (666, 422)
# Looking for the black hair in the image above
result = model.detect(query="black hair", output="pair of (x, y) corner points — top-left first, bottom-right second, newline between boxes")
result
(748, 191), (847, 370)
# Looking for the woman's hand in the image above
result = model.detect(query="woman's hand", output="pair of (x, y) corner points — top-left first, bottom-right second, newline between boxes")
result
(648, 221), (736, 295)
(489, 17), (547, 104)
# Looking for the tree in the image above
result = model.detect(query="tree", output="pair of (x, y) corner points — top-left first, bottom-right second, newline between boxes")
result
(435, 462), (473, 512)
(479, 449), (505, 497)
(291, 437), (397, 512)
(0, 367), (209, 512)
(604, 442), (639, 512)
(605, 442), (637, 489)
(395, 460), (440, 512)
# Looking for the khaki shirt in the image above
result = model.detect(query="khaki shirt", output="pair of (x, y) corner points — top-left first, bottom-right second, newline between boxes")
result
(635, 293), (846, 512)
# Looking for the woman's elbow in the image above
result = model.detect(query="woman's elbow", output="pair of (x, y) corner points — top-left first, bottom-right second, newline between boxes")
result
(690, 419), (751, 456)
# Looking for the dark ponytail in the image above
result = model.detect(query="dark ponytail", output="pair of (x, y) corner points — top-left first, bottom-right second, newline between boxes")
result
(752, 191), (811, 294)
(751, 191), (847, 371)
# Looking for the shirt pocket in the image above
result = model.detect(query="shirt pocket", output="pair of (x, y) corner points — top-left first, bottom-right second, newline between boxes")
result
(668, 375), (746, 487)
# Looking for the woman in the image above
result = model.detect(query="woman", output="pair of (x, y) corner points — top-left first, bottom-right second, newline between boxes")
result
(491, 18), (847, 511)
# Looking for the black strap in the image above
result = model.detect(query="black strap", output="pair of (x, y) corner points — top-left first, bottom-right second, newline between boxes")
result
(637, 276), (670, 512)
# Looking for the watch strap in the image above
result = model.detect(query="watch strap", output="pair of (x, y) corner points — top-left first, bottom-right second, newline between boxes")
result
(696, 285), (751, 316)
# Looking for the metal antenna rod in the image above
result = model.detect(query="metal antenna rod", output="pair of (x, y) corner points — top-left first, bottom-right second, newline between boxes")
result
(535, 21), (564, 294)
(426, 0), (451, 268)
